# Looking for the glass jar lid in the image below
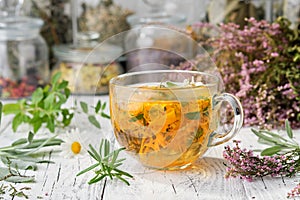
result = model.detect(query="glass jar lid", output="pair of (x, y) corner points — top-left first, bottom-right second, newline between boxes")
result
(127, 13), (186, 26)
(0, 16), (43, 40)
(53, 42), (123, 64)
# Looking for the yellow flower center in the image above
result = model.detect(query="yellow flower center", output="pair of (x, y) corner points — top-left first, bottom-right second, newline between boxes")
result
(71, 141), (81, 154)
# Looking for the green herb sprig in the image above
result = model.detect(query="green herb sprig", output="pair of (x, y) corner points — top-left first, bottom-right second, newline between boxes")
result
(2, 72), (73, 133)
(0, 183), (30, 199)
(0, 131), (63, 183)
(77, 139), (133, 185)
(251, 119), (300, 156)
(78, 100), (110, 129)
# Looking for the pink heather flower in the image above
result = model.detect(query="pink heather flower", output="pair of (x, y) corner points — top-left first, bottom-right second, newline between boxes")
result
(288, 183), (300, 198)
(223, 141), (299, 183)
(180, 18), (300, 129)
(253, 60), (264, 67)
(270, 52), (279, 57)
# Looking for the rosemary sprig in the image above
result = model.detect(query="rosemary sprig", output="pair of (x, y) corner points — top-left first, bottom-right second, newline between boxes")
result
(77, 139), (133, 185)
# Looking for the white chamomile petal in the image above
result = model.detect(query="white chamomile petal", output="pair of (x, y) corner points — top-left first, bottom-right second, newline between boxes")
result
(59, 128), (88, 159)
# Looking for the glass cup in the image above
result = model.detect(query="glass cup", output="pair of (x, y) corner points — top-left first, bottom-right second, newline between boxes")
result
(109, 70), (243, 170)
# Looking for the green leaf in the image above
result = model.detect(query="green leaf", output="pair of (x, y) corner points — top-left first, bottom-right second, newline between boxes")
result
(64, 88), (71, 98)
(44, 93), (55, 109)
(252, 129), (282, 145)
(0, 167), (34, 183)
(101, 102), (107, 110)
(129, 113), (144, 122)
(46, 117), (55, 133)
(185, 111), (200, 120)
(76, 139), (132, 186)
(33, 120), (42, 133)
(0, 101), (2, 125)
(58, 80), (68, 89)
(27, 131), (34, 144)
(196, 128), (203, 139)
(80, 101), (89, 114)
(166, 81), (179, 87)
(1, 157), (37, 171)
(12, 113), (23, 132)
(2, 103), (21, 115)
(101, 112), (110, 119)
(56, 93), (67, 104)
(62, 109), (74, 127)
(51, 72), (61, 85)
(77, 163), (99, 176)
(11, 138), (27, 146)
(88, 115), (101, 129)
(95, 101), (101, 113)
(285, 119), (293, 139)
(261, 145), (282, 156)
(31, 88), (44, 104)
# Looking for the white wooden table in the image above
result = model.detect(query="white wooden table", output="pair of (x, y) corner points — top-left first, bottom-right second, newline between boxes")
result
(0, 95), (299, 200)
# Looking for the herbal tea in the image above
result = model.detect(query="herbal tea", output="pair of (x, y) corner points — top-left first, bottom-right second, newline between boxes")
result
(111, 85), (214, 169)
(109, 70), (243, 170)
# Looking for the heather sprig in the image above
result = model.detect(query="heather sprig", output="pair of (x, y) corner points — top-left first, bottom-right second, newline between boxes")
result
(288, 183), (300, 198)
(223, 120), (300, 197)
(223, 140), (300, 182)
(213, 17), (300, 129)
(188, 17), (300, 129)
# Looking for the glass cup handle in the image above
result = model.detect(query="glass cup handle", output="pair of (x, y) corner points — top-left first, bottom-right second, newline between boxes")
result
(208, 93), (244, 147)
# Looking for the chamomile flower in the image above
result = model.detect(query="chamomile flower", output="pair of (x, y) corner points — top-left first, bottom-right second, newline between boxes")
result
(60, 128), (87, 158)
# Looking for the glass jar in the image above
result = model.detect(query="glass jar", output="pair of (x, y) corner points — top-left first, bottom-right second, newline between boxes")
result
(0, 16), (49, 99)
(52, 36), (123, 95)
(124, 9), (199, 72)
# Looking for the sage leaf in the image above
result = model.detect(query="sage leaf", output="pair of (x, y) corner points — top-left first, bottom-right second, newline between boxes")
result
(252, 129), (282, 145)
(11, 138), (27, 146)
(88, 115), (101, 129)
(0, 157), (37, 171)
(261, 145), (282, 156)
(5, 176), (35, 183)
(0, 167), (34, 183)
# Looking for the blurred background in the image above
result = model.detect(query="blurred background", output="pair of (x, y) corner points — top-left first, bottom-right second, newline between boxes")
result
(0, 0), (299, 98)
